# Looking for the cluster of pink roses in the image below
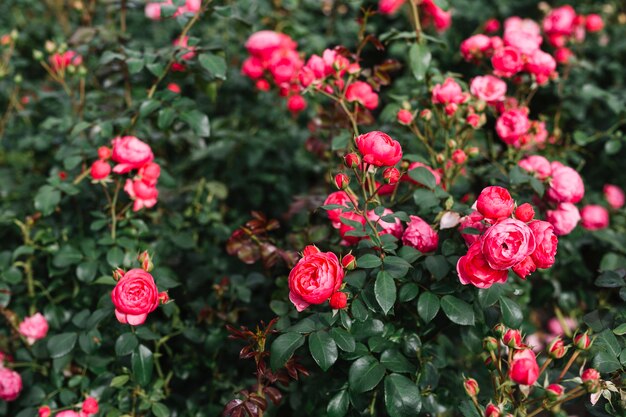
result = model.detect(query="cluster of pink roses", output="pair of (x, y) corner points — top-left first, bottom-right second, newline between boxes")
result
(90, 136), (161, 212)
(543, 5), (604, 52)
(145, 0), (201, 20)
(457, 186), (558, 288)
(37, 397), (99, 417)
(378, 0), (451, 32)
(48, 50), (83, 76)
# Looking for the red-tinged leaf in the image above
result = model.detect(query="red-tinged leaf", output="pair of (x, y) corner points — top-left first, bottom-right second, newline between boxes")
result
(264, 386), (282, 405)
(248, 394), (267, 410)
(223, 399), (243, 416)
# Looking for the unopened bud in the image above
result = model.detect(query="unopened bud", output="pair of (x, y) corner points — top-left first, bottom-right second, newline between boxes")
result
(13, 74), (22, 84)
(33, 50), (43, 61)
(515, 203), (535, 222)
(44, 40), (56, 53)
(383, 167), (400, 185)
(112, 268), (125, 281)
(344, 153), (361, 169)
(334, 173), (350, 190)
(158, 291), (169, 304)
(493, 323), (507, 337)
(447, 139), (457, 149)
(574, 332), (592, 350)
(483, 336), (498, 352)
(10, 30), (18, 41)
(329, 291), (348, 309)
(545, 384), (564, 401)
(467, 147), (480, 157)
(452, 149), (467, 164)
(547, 337), (567, 359)
(397, 109), (414, 125)
(98, 146), (112, 160)
(581, 368), (601, 393)
(436, 153), (445, 163)
(503, 329), (522, 349)
(463, 378), (479, 397)
(485, 403), (500, 417)
(138, 251), (154, 272)
(420, 109), (432, 121)
(341, 253), (356, 270)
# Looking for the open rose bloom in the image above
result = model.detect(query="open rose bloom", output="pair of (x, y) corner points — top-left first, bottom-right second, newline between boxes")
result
(111, 268), (161, 325)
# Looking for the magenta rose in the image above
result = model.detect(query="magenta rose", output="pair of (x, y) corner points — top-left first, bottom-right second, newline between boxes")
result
(367, 208), (404, 239)
(546, 203), (581, 236)
(525, 49), (556, 84)
(345, 81), (379, 110)
(432, 78), (465, 105)
(604, 184), (625, 209)
(580, 205), (609, 231)
(0, 368), (22, 401)
(460, 35), (492, 61)
(90, 160), (111, 180)
(543, 5), (576, 37)
(18, 312), (49, 344)
(355, 131), (403, 167)
(546, 164), (584, 203)
(491, 46), (523, 78)
(509, 349), (540, 386)
(458, 211), (486, 246)
(470, 75), (507, 103)
(476, 186), (515, 220)
(402, 215), (439, 253)
(111, 136), (154, 174)
(481, 219), (536, 270)
(528, 220), (558, 268)
(56, 412), (80, 417)
(124, 179), (158, 212)
(457, 242), (508, 288)
(518, 155), (551, 180)
(111, 268), (160, 326)
(496, 109), (530, 145)
(378, 0), (405, 14)
(288, 245), (344, 312)
(245, 30), (292, 60)
(511, 256), (536, 279)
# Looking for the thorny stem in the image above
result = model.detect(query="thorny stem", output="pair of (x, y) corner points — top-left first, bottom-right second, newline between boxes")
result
(527, 386), (586, 417)
(538, 357), (552, 378)
(556, 350), (580, 383)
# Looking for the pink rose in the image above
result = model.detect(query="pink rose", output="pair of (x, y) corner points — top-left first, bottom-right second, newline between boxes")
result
(124, 179), (158, 212)
(580, 205), (609, 231)
(111, 268), (160, 326)
(402, 215), (438, 253)
(82, 397), (99, 415)
(345, 81), (379, 110)
(509, 349), (539, 385)
(546, 203), (581, 236)
(585, 14), (604, 32)
(18, 313), (49, 344)
(546, 164), (584, 203)
(528, 220), (558, 268)
(504, 17), (541, 37)
(173, 36), (196, 61)
(138, 162), (161, 186)
(378, 0), (405, 15)
(176, 0), (201, 15)
(367, 209), (404, 239)
(543, 6), (577, 37)
(90, 160), (111, 180)
(397, 109), (413, 125)
(511, 256), (536, 279)
(459, 211), (486, 246)
(241, 56), (264, 79)
(518, 155), (551, 180)
(432, 78), (465, 105)
(460, 34), (492, 61)
(603, 184), (625, 209)
(56, 412), (80, 417)
(355, 131), (402, 167)
(503, 22), (542, 55)
(470, 75), (507, 103)
(485, 404), (500, 417)
(525, 49), (556, 84)
(0, 368), (22, 401)
(111, 136), (154, 174)
(245, 31), (290, 60)
(481, 219), (536, 270)
(491, 46), (523, 78)
(457, 241), (508, 288)
(145, 2), (167, 20)
(323, 191), (352, 228)
(288, 245), (344, 312)
(287, 94), (307, 113)
(496, 109), (530, 145)
(49, 51), (82, 74)
(421, 0), (451, 32)
(476, 186), (515, 220)
(38, 405), (51, 417)
(403, 161), (441, 186)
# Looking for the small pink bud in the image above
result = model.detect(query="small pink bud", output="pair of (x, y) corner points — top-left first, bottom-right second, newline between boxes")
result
(334, 173), (350, 190)
(463, 378), (479, 397)
(82, 397), (99, 414)
(574, 332), (592, 350)
(38, 406), (51, 417)
(329, 292), (347, 309)
(167, 83), (181, 94)
(341, 253), (357, 270)
(581, 368), (601, 393)
(515, 203), (535, 222)
(545, 384), (564, 400)
(420, 109), (432, 121)
(112, 268), (125, 281)
(493, 323), (507, 337)
(397, 109), (414, 125)
(90, 160), (111, 180)
(467, 147), (480, 157)
(97, 146), (112, 160)
(383, 167), (400, 185)
(452, 149), (467, 164)
(158, 291), (169, 304)
(547, 337), (567, 359)
(344, 153), (361, 169)
(503, 329), (522, 349)
(138, 251), (154, 272)
(483, 336), (498, 352)
(255, 79), (270, 91)
(485, 404), (500, 417)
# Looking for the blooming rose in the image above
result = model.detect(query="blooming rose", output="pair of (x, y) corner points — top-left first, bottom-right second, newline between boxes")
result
(111, 268), (160, 325)
(124, 179), (158, 212)
(90, 160), (111, 180)
(355, 131), (402, 167)
(288, 246), (344, 312)
(525, 49), (556, 84)
(138, 162), (161, 186)
(491, 47), (523, 78)
(49, 51), (82, 74)
(245, 31), (292, 60)
(367, 209), (404, 239)
(518, 155), (551, 180)
(543, 5), (577, 38)
(432, 78), (465, 105)
(546, 164), (584, 203)
(460, 34), (492, 61)
(18, 312), (49, 344)
(421, 0), (451, 32)
(111, 136), (154, 174)
(82, 397), (99, 415)
(402, 216), (439, 253)
(470, 75), (507, 103)
(504, 16), (541, 37)
(457, 241), (508, 288)
(580, 205), (609, 231)
(241, 56), (264, 79)
(345, 81), (379, 110)
(509, 349), (540, 385)
(503, 28), (542, 55)
(528, 220), (558, 268)
(145, 1), (166, 20)
(496, 109), (530, 145)
(603, 184), (625, 209)
(0, 368), (22, 401)
(546, 203), (580, 236)
(323, 191), (352, 228)
(476, 186), (515, 220)
(459, 211), (486, 246)
(585, 14), (604, 32)
(378, 0), (405, 14)
(481, 219), (536, 270)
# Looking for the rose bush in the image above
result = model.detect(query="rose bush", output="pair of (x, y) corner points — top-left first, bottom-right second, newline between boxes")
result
(0, 0), (625, 416)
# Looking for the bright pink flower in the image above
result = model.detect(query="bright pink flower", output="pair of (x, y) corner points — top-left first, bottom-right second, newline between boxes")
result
(124, 179), (158, 212)
(603, 184), (625, 209)
(355, 131), (402, 167)
(580, 205), (609, 230)
(38, 406), (51, 417)
(546, 384), (565, 399)
(166, 83), (181, 93)
(55, 412), (80, 417)
(509, 349), (540, 385)
(111, 136), (154, 174)
(504, 28), (542, 55)
(546, 203), (581, 236)
(491, 47), (524, 78)
(484, 18), (500, 33)
(111, 268), (160, 326)
(175, 0), (201, 15)
(90, 160), (111, 180)
(470, 75), (507, 103)
(145, 1), (168, 20)
(18, 313), (49, 344)
(378, 0), (405, 15)
(518, 155), (551, 179)
(345, 81), (379, 110)
(460, 34), (492, 61)
(555, 47), (574, 64)
(287, 94), (307, 114)
(512, 256), (536, 279)
(323, 191), (352, 228)
(0, 368), (22, 401)
(173, 36), (196, 61)
(452, 149), (467, 164)
(459, 211), (486, 246)
(421, 0), (451, 32)
(485, 404), (500, 417)
(496, 109), (530, 145)
(245, 31), (294, 61)
(518, 120), (549, 149)
(49, 50), (82, 74)
(432, 78), (465, 105)
(397, 109), (413, 125)
(504, 17), (541, 37)
(241, 56), (264, 79)
(255, 79), (270, 91)
(403, 161), (441, 186)
(515, 203), (535, 223)
(329, 292), (347, 309)
(546, 164), (584, 204)
(138, 162), (161, 186)
(457, 241), (508, 288)
(288, 246), (344, 312)
(402, 215), (439, 253)
(525, 49), (556, 84)
(503, 328), (522, 348)
(466, 113), (482, 128)
(367, 208), (404, 239)
(82, 397), (99, 415)
(528, 220), (558, 268)
(585, 14), (604, 32)
(98, 146), (111, 160)
(581, 368), (600, 382)
(476, 186), (515, 220)
(543, 6), (577, 38)
(481, 219), (536, 270)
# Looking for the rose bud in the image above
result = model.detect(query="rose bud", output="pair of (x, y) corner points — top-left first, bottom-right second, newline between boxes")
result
(420, 109), (432, 120)
(112, 268), (125, 281)
(38, 406), (51, 417)
(463, 378), (479, 397)
(503, 329), (522, 349)
(585, 14), (604, 32)
(329, 291), (348, 309)
(509, 349), (540, 385)
(515, 203), (535, 222)
(344, 153), (361, 169)
(547, 337), (567, 359)
(82, 397), (99, 415)
(90, 160), (111, 181)
(334, 173), (350, 190)
(436, 153), (445, 163)
(383, 167), (400, 185)
(493, 323), (507, 338)
(483, 336), (498, 352)
(574, 332), (592, 350)
(477, 186), (515, 220)
(341, 253), (357, 270)
(485, 404), (500, 417)
(158, 291), (169, 304)
(137, 250), (154, 272)
(581, 368), (601, 393)
(98, 146), (112, 160)
(467, 147), (480, 157)
(545, 384), (564, 400)
(397, 109), (414, 125)
(452, 149), (467, 164)
(484, 355), (496, 370)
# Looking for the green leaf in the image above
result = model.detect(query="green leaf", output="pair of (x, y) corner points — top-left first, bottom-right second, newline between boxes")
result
(593, 351), (622, 373)
(613, 324), (626, 336)
(47, 332), (78, 358)
(499, 297), (523, 328)
(115, 333), (139, 357)
(180, 110), (210, 137)
(408, 166), (436, 189)
(0, 283), (10, 308)
(349, 355), (386, 393)
(131, 344), (154, 386)
(357, 254), (382, 269)
(441, 295), (474, 326)
(375, 271), (396, 315)
(151, 403), (170, 417)
(384, 374), (422, 417)
(477, 285), (504, 308)
(327, 390), (349, 417)
(139, 100), (160, 118)
(106, 247), (125, 267)
(383, 256), (412, 279)
(76, 261), (98, 283)
(398, 283), (419, 302)
(110, 375), (129, 387)
(351, 298), (369, 321)
(53, 246), (83, 268)
(330, 328), (355, 352)
(409, 43), (431, 82)
(198, 53), (227, 80)
(309, 330), (338, 371)
(417, 292), (439, 323)
(425, 255), (449, 279)
(269, 332), (305, 370)
(158, 108), (176, 130)
(380, 349), (416, 374)
(126, 58), (144, 74)
(34, 185), (61, 216)
(595, 271), (625, 288)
